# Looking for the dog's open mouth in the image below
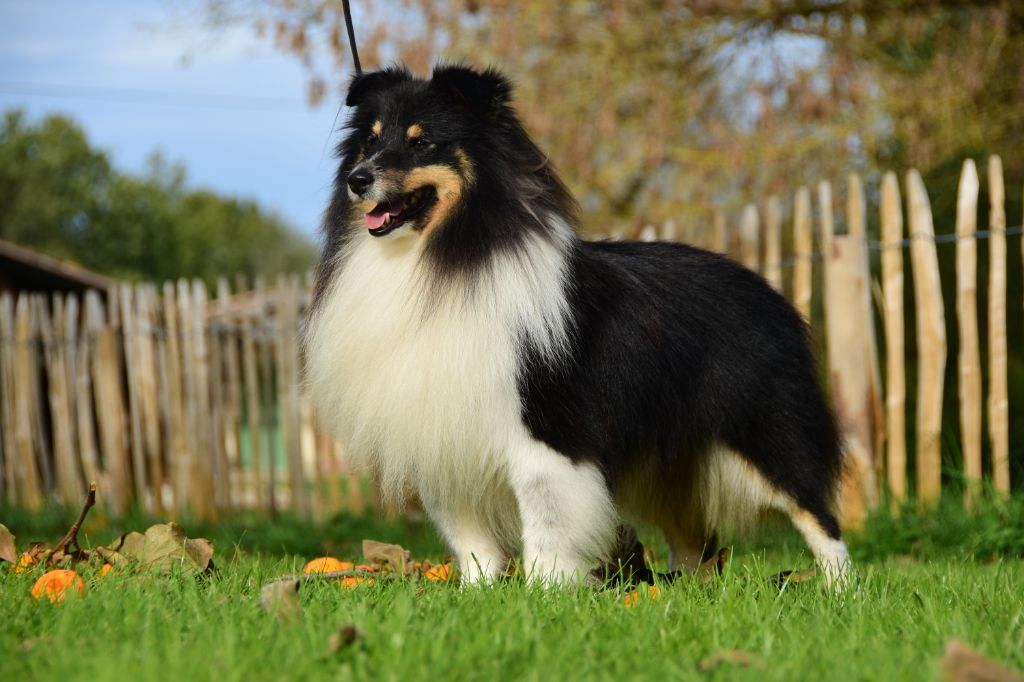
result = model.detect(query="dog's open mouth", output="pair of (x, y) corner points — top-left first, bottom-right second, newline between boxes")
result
(365, 186), (437, 237)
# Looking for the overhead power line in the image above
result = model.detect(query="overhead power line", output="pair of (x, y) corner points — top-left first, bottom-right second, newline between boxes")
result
(0, 80), (307, 112)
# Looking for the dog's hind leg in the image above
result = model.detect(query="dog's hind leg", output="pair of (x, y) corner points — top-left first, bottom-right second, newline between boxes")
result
(785, 505), (849, 589)
(663, 507), (718, 574)
(666, 528), (719, 574)
(507, 438), (618, 584)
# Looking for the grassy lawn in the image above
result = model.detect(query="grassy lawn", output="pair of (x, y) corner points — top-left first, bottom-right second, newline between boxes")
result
(2, 500), (1023, 681)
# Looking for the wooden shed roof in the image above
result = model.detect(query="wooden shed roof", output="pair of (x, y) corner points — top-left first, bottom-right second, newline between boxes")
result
(0, 239), (113, 294)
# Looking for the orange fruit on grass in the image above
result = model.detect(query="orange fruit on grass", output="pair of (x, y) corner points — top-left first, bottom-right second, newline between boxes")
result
(424, 563), (453, 582)
(623, 584), (658, 607)
(100, 563), (114, 577)
(31, 570), (85, 604)
(340, 575), (374, 588)
(14, 553), (34, 574)
(302, 557), (353, 574)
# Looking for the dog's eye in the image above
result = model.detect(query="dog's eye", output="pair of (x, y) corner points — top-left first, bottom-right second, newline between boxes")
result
(366, 132), (379, 148)
(410, 137), (433, 152)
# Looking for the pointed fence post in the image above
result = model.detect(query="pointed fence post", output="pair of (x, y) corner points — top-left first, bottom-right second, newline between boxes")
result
(764, 196), (782, 290)
(13, 295), (44, 509)
(818, 181), (835, 257)
(661, 219), (677, 242)
(739, 204), (760, 272)
(847, 173), (884, 489)
(792, 187), (813, 320)
(39, 295), (82, 506)
(135, 285), (164, 513)
(987, 156), (1010, 496)
(238, 278), (267, 511)
(954, 160), (982, 507)
(824, 234), (878, 528)
(188, 279), (217, 520)
(712, 210), (727, 254)
(0, 294), (17, 502)
(880, 173), (907, 508)
(86, 290), (130, 514)
(907, 170), (946, 509)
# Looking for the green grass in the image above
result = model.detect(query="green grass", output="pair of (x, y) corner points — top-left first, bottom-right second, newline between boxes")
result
(2, 502), (1023, 681)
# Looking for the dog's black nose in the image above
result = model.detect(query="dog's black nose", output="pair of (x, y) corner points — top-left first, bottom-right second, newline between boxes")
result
(347, 168), (374, 196)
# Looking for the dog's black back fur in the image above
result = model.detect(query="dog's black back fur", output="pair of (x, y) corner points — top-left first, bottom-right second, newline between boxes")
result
(520, 240), (843, 538)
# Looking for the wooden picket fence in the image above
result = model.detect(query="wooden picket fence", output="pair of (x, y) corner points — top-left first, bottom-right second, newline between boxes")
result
(0, 274), (374, 520)
(636, 157), (1019, 525)
(0, 156), (1019, 523)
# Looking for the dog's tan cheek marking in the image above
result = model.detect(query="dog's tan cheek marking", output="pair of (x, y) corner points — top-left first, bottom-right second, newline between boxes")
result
(372, 120), (383, 135)
(406, 123), (423, 139)
(404, 166), (465, 238)
(454, 148), (476, 185)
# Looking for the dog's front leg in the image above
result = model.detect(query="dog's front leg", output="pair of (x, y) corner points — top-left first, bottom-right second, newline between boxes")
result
(508, 438), (618, 584)
(419, 492), (508, 583)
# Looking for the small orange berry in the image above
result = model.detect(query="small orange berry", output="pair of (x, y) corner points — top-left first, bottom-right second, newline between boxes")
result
(424, 563), (453, 582)
(339, 575), (374, 588)
(100, 563), (114, 577)
(623, 584), (658, 607)
(31, 570), (85, 604)
(302, 557), (353, 574)
(14, 553), (34, 574)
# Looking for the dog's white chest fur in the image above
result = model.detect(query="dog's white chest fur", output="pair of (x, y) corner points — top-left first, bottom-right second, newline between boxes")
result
(305, 230), (572, 508)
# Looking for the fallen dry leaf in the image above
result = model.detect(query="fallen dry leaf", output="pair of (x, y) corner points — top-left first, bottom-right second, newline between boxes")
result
(100, 523), (214, 577)
(941, 639), (1024, 682)
(260, 578), (302, 623)
(0, 524), (16, 565)
(698, 650), (763, 673)
(362, 540), (411, 575)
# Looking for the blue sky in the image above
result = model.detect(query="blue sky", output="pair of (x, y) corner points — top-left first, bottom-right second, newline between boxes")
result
(0, 0), (348, 239)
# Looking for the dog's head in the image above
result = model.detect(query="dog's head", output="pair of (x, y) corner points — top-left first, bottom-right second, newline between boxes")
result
(334, 64), (517, 240)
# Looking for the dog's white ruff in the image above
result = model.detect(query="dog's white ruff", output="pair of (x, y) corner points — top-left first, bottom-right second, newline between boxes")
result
(305, 219), (615, 581)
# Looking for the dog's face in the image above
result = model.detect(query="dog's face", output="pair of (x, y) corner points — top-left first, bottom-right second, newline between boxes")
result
(338, 65), (512, 241)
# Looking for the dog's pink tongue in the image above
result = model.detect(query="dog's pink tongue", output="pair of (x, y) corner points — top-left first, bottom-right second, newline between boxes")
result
(365, 210), (388, 230)
(365, 203), (404, 230)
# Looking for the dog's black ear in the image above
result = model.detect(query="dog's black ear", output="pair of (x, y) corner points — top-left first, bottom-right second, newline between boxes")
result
(346, 66), (412, 107)
(431, 64), (512, 115)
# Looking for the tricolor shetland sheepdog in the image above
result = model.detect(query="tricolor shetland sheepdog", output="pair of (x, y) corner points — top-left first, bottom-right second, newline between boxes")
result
(304, 64), (850, 587)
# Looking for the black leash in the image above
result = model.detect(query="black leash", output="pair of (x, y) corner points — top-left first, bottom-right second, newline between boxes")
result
(342, 0), (362, 75)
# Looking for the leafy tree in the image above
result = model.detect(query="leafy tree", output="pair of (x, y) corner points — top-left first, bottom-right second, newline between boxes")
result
(0, 109), (111, 259)
(192, 0), (1023, 235)
(0, 109), (316, 284)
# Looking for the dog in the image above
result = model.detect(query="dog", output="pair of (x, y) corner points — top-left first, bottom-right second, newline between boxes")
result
(304, 63), (850, 587)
